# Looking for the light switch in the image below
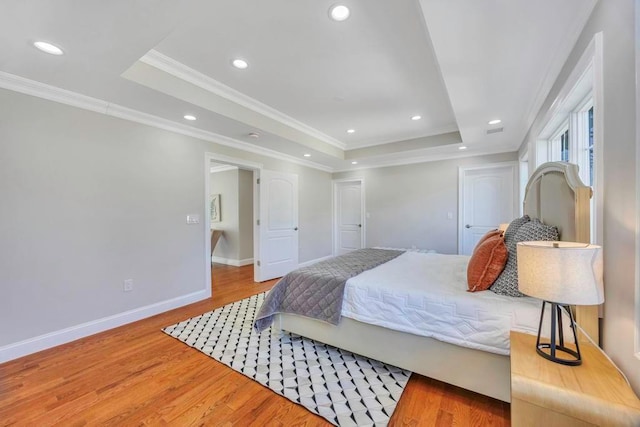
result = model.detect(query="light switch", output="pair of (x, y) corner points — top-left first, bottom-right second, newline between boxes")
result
(447, 212), (454, 220)
(186, 214), (200, 224)
(366, 212), (371, 219)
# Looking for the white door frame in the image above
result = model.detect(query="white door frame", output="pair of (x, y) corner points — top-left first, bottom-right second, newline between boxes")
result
(332, 178), (366, 256)
(518, 149), (529, 216)
(204, 152), (263, 290)
(457, 161), (518, 254)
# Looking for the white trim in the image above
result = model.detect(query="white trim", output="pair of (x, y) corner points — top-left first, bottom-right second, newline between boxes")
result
(531, 32), (603, 248)
(547, 120), (569, 161)
(518, 149), (529, 215)
(253, 169), (261, 282)
(458, 162), (518, 254)
(634, 0), (640, 360)
(205, 152), (263, 282)
(0, 70), (522, 174)
(208, 153), (263, 171)
(204, 155), (214, 302)
(592, 33), (604, 248)
(0, 70), (109, 114)
(333, 145), (516, 173)
(0, 71), (332, 173)
(140, 50), (345, 150)
(344, 124), (460, 150)
(298, 255), (333, 268)
(211, 256), (254, 267)
(332, 178), (366, 256)
(0, 289), (209, 364)
(521, 1), (598, 135)
(210, 164), (238, 173)
(534, 34), (600, 141)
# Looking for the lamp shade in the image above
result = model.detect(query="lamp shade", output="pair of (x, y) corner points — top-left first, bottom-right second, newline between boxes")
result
(517, 241), (604, 305)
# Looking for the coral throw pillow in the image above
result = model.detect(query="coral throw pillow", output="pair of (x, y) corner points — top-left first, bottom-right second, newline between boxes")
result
(473, 229), (503, 253)
(467, 235), (508, 292)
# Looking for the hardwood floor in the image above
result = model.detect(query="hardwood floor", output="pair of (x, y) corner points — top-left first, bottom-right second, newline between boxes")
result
(0, 264), (510, 426)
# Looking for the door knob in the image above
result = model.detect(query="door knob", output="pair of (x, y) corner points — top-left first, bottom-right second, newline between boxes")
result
(294, 227), (298, 231)
(465, 224), (472, 228)
(358, 224), (362, 228)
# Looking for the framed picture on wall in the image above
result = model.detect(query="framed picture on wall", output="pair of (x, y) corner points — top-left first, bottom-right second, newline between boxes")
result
(210, 194), (221, 222)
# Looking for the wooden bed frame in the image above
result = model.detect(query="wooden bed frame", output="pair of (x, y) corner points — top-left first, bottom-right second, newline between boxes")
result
(274, 162), (597, 403)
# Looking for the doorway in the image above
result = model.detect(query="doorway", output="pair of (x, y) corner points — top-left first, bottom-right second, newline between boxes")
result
(209, 163), (254, 267)
(458, 162), (517, 255)
(204, 153), (299, 288)
(333, 179), (365, 256)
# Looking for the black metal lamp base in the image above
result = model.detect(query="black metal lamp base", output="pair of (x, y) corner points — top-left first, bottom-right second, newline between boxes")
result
(535, 301), (582, 366)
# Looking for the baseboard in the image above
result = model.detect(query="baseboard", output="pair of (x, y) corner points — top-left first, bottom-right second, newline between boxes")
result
(211, 256), (254, 267)
(298, 255), (333, 268)
(211, 255), (332, 269)
(0, 289), (210, 364)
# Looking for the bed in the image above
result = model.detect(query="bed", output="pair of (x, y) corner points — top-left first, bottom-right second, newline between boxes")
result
(262, 162), (596, 403)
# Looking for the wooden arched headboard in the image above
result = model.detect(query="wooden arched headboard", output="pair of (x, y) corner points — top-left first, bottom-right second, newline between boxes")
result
(523, 162), (599, 343)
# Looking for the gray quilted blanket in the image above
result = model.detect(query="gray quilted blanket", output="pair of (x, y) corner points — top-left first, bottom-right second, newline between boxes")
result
(254, 248), (403, 331)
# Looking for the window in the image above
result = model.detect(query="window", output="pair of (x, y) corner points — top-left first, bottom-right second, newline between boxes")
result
(548, 125), (571, 162)
(539, 95), (594, 196)
(560, 129), (570, 162)
(532, 32), (602, 247)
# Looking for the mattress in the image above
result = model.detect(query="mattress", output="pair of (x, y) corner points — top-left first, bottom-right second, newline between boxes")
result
(340, 251), (546, 355)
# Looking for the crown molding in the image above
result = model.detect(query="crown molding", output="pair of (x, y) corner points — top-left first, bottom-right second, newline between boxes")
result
(0, 71), (333, 173)
(0, 71), (109, 114)
(0, 71), (517, 175)
(335, 145), (517, 172)
(140, 50), (346, 151)
(106, 104), (335, 172)
(521, 1), (598, 146)
(344, 123), (460, 150)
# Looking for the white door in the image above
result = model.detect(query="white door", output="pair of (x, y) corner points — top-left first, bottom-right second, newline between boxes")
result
(459, 164), (516, 255)
(256, 170), (299, 281)
(334, 181), (364, 255)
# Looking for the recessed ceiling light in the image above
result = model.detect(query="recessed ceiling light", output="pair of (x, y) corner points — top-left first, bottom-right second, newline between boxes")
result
(347, 129), (355, 134)
(488, 119), (502, 125)
(248, 132), (260, 139)
(232, 59), (248, 69)
(183, 115), (197, 121)
(304, 154), (311, 157)
(351, 161), (358, 165)
(411, 115), (422, 121)
(33, 41), (64, 55)
(329, 4), (350, 21)
(458, 146), (467, 150)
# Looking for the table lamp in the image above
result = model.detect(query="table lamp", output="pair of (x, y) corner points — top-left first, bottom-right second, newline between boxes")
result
(517, 241), (603, 365)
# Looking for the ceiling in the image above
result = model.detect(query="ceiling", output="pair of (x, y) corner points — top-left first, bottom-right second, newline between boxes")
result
(0, 0), (597, 172)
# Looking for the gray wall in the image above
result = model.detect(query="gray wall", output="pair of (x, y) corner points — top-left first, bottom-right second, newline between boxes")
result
(209, 168), (254, 262)
(210, 169), (240, 260)
(333, 152), (518, 254)
(521, 0), (640, 392)
(0, 88), (332, 348)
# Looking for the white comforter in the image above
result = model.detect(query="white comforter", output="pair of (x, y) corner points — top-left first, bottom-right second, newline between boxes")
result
(340, 251), (545, 355)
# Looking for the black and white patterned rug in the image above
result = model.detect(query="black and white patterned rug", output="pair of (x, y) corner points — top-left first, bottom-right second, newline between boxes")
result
(162, 292), (411, 426)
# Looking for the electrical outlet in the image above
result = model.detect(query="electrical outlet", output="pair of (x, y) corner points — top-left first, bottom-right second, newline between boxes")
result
(123, 279), (133, 292)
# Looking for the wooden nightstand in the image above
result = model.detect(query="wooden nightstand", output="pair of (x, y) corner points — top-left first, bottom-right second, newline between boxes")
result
(510, 331), (640, 426)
